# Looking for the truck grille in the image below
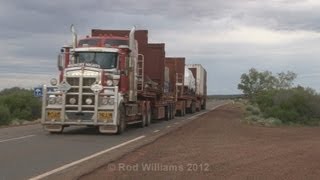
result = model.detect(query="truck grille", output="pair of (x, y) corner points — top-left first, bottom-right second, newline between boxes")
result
(66, 77), (80, 86)
(83, 78), (96, 86)
(66, 77), (96, 86)
(65, 76), (97, 111)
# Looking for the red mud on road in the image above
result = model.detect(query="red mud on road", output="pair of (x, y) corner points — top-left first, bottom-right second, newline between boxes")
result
(81, 104), (320, 180)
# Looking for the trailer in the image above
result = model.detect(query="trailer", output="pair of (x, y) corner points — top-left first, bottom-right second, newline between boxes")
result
(187, 64), (207, 110)
(165, 58), (205, 115)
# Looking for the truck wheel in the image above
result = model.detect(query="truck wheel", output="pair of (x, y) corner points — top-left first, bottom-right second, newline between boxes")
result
(183, 103), (187, 116)
(186, 107), (190, 114)
(201, 101), (206, 110)
(181, 103), (185, 116)
(168, 104), (173, 120)
(171, 105), (175, 119)
(191, 102), (196, 114)
(117, 105), (126, 134)
(146, 106), (151, 126)
(140, 110), (146, 128)
(165, 106), (170, 121)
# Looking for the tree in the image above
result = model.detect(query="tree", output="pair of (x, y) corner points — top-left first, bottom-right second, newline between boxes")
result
(276, 71), (297, 89)
(238, 68), (277, 98)
(238, 68), (297, 99)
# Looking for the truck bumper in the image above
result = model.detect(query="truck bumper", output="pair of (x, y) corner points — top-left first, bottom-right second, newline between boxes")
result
(41, 85), (121, 133)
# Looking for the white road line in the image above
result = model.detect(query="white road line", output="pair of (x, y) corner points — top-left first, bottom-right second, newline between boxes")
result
(29, 135), (146, 180)
(174, 122), (179, 125)
(0, 135), (35, 143)
(211, 103), (228, 111)
(193, 112), (207, 118)
(185, 102), (228, 120)
(166, 125), (171, 128)
(153, 130), (160, 133)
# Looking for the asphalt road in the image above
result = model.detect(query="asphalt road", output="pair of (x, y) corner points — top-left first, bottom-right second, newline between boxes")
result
(0, 100), (226, 180)
(83, 103), (320, 180)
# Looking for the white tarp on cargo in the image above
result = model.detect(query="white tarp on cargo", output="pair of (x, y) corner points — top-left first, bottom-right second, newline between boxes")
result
(186, 64), (207, 96)
(184, 67), (195, 91)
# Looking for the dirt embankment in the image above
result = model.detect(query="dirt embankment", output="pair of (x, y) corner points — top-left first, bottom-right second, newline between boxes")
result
(81, 104), (320, 180)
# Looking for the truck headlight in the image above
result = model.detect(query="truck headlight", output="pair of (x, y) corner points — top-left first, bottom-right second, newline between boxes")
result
(85, 98), (93, 105)
(101, 96), (108, 105)
(50, 78), (58, 86)
(106, 80), (113, 86)
(113, 79), (119, 86)
(48, 96), (56, 104)
(69, 98), (76, 105)
(56, 96), (63, 104)
(100, 96), (114, 106)
(108, 98), (114, 105)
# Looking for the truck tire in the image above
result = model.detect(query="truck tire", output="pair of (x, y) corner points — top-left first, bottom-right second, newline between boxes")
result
(191, 102), (196, 114)
(201, 100), (206, 110)
(146, 105), (151, 126)
(140, 107), (146, 128)
(117, 105), (126, 134)
(183, 102), (187, 116)
(171, 104), (175, 119)
(181, 103), (185, 116)
(168, 104), (173, 120)
(165, 106), (170, 121)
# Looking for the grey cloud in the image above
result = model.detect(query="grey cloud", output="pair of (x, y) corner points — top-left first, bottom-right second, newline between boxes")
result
(2, 0), (319, 37)
(1, 0), (320, 93)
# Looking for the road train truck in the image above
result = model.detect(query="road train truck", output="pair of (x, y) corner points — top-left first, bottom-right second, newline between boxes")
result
(41, 26), (177, 134)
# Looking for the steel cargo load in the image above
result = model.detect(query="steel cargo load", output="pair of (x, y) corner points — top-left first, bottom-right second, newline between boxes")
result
(165, 57), (185, 96)
(91, 29), (166, 93)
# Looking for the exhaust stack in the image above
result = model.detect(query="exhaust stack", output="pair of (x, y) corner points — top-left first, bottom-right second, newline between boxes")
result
(129, 26), (136, 52)
(70, 24), (77, 49)
(129, 26), (137, 101)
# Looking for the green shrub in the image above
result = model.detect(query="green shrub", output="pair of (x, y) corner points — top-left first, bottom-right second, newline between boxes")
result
(251, 107), (260, 115)
(246, 104), (260, 116)
(0, 104), (11, 125)
(246, 105), (254, 112)
(265, 117), (282, 126)
(246, 115), (261, 122)
(254, 87), (320, 125)
(0, 87), (41, 125)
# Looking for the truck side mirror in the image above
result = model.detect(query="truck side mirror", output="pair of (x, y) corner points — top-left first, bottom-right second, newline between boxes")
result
(57, 54), (64, 71)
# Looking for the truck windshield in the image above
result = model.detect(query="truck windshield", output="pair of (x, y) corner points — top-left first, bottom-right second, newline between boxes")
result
(75, 52), (117, 69)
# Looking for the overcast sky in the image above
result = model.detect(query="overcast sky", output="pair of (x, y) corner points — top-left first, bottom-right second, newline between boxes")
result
(1, 0), (320, 94)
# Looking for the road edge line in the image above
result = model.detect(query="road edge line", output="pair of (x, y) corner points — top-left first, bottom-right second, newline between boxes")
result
(0, 134), (35, 143)
(29, 135), (145, 180)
